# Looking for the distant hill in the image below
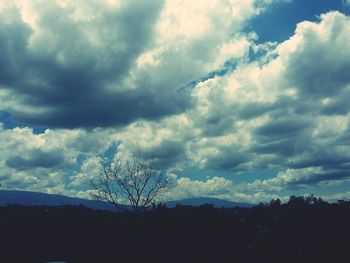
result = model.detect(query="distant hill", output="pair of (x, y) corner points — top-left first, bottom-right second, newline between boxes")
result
(0, 190), (116, 211)
(0, 190), (253, 210)
(165, 197), (253, 208)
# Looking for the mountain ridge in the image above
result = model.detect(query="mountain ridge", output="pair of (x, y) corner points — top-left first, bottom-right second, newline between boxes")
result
(0, 190), (253, 210)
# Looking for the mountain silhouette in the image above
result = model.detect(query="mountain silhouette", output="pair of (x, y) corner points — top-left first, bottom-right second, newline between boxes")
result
(0, 190), (253, 210)
(0, 190), (116, 211)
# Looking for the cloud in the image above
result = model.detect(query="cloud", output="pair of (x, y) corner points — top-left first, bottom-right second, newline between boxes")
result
(245, 167), (349, 192)
(281, 13), (350, 99)
(183, 12), (350, 181)
(0, 124), (114, 194)
(111, 11), (350, 197)
(0, 0), (187, 128)
(69, 156), (103, 187)
(115, 10), (350, 183)
(322, 190), (350, 202)
(343, 0), (350, 7)
(1, 1), (350, 201)
(165, 174), (282, 204)
(5, 149), (66, 170)
(0, 0), (265, 128)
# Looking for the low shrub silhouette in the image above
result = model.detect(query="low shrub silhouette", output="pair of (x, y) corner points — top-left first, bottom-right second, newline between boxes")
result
(0, 196), (349, 263)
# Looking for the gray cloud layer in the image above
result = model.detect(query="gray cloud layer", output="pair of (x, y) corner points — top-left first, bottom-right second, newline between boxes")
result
(5, 149), (66, 170)
(0, 0), (191, 128)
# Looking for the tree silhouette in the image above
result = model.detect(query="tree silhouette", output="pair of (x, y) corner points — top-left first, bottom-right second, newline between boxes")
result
(269, 198), (281, 207)
(90, 155), (173, 212)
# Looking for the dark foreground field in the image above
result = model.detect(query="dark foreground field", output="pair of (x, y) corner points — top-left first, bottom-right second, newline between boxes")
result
(1, 197), (349, 263)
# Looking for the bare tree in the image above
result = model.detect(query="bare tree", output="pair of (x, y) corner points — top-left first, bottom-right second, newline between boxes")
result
(90, 156), (173, 212)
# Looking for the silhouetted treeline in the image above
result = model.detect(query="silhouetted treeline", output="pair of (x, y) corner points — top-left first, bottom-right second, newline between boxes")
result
(0, 196), (349, 263)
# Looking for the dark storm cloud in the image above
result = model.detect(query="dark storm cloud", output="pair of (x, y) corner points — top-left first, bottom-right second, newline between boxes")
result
(248, 129), (350, 192)
(335, 125), (350, 144)
(134, 140), (186, 169)
(249, 114), (313, 157)
(0, 12), (31, 85)
(288, 150), (350, 170)
(5, 149), (66, 171)
(286, 56), (350, 98)
(319, 90), (350, 115)
(200, 114), (235, 137)
(205, 149), (251, 171)
(11, 88), (189, 128)
(0, 0), (190, 128)
(211, 155), (250, 171)
(250, 115), (350, 188)
(254, 119), (308, 139)
(285, 169), (350, 189)
(248, 163), (350, 193)
(252, 137), (299, 156)
(237, 102), (273, 120)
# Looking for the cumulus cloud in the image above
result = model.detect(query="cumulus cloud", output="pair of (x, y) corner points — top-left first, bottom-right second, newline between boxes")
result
(0, 0), (265, 128)
(69, 156), (103, 187)
(165, 174), (282, 204)
(245, 167), (335, 192)
(113, 12), (350, 192)
(0, 124), (114, 194)
(182, 11), (350, 182)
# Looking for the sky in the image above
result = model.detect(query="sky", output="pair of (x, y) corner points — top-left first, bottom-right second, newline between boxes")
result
(1, 0), (350, 204)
